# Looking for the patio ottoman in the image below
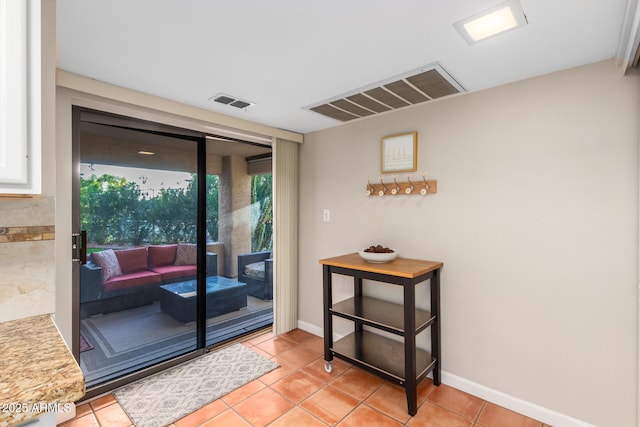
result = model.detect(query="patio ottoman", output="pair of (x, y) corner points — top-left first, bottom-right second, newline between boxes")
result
(159, 276), (247, 323)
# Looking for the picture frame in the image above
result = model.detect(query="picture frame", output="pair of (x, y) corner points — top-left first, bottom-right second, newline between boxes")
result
(381, 132), (417, 173)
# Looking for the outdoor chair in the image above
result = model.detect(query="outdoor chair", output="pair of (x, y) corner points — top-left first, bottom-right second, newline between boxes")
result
(237, 251), (273, 300)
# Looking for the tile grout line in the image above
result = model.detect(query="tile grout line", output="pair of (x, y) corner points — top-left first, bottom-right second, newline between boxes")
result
(261, 340), (367, 426)
(196, 399), (231, 427)
(262, 388), (330, 427)
(228, 339), (312, 426)
(267, 352), (340, 425)
(227, 403), (252, 427)
(264, 341), (410, 427)
(471, 401), (487, 426)
(341, 370), (396, 425)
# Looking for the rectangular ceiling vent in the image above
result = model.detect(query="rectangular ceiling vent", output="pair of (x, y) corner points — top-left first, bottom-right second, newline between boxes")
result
(209, 93), (256, 110)
(305, 63), (465, 122)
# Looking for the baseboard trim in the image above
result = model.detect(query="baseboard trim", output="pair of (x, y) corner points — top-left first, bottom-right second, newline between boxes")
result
(297, 320), (595, 427)
(441, 372), (595, 427)
(297, 320), (322, 337)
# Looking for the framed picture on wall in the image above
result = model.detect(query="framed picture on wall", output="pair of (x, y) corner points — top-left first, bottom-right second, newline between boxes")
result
(381, 132), (417, 173)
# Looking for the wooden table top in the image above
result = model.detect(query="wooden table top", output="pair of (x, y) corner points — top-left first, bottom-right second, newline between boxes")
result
(319, 253), (443, 279)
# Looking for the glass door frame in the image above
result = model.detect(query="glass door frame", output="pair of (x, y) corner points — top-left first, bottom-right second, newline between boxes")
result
(72, 106), (209, 400)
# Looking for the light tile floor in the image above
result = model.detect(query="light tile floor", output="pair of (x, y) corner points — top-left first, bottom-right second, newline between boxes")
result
(61, 329), (550, 427)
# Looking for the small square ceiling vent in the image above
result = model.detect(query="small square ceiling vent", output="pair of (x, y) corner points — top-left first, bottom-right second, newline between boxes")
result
(209, 93), (256, 110)
(305, 63), (465, 122)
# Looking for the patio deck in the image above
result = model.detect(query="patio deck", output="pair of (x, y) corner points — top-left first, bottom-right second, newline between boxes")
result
(79, 295), (272, 387)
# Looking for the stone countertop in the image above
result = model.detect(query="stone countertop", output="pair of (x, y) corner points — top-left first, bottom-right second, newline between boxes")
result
(0, 314), (85, 427)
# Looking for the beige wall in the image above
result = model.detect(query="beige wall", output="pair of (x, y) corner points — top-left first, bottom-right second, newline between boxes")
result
(299, 60), (638, 426)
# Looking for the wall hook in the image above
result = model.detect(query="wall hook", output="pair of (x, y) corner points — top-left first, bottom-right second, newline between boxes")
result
(391, 175), (401, 195)
(378, 176), (387, 196)
(420, 172), (430, 196)
(405, 175), (414, 194)
(366, 179), (374, 196)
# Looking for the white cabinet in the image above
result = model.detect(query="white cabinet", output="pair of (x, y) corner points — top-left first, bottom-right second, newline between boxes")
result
(0, 0), (41, 194)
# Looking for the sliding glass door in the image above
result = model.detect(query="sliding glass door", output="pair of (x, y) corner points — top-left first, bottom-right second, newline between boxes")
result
(205, 164), (274, 347)
(75, 108), (202, 390)
(73, 108), (274, 397)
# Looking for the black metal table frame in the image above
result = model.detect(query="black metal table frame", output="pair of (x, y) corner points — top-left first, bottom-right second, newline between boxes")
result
(322, 264), (441, 416)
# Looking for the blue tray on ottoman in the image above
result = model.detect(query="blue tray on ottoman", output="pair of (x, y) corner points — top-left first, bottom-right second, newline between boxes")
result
(159, 276), (247, 323)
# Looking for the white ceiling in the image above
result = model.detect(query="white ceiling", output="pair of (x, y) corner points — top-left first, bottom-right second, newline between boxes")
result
(56, 0), (634, 135)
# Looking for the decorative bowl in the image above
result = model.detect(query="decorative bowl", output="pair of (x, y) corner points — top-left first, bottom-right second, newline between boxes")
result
(358, 250), (398, 263)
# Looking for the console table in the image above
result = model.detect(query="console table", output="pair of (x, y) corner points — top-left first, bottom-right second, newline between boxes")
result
(319, 253), (443, 416)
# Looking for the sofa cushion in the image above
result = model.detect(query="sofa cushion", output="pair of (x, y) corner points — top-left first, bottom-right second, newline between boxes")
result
(151, 264), (197, 282)
(103, 270), (162, 293)
(174, 243), (197, 265)
(115, 247), (149, 274)
(91, 249), (122, 281)
(244, 261), (265, 279)
(148, 245), (177, 267)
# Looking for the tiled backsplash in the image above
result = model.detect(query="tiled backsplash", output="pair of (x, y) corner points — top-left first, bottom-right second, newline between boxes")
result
(0, 197), (56, 323)
(0, 225), (55, 243)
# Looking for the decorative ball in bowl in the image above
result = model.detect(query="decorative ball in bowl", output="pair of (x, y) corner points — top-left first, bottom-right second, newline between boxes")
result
(358, 245), (398, 263)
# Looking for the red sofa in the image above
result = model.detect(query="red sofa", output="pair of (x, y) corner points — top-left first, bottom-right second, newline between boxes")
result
(80, 244), (217, 315)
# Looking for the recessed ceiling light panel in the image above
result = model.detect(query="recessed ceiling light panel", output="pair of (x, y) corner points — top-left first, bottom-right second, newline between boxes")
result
(454, 0), (528, 44)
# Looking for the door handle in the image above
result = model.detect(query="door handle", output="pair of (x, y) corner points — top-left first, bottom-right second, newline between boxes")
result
(80, 230), (87, 264)
(72, 231), (87, 264)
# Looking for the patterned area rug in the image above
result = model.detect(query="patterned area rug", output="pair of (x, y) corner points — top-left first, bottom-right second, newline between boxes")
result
(114, 344), (278, 427)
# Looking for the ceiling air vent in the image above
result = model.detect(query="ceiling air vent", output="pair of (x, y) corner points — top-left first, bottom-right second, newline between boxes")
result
(209, 93), (256, 110)
(305, 63), (465, 122)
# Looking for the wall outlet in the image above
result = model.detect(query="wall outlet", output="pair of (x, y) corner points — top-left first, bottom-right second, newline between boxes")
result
(323, 209), (330, 222)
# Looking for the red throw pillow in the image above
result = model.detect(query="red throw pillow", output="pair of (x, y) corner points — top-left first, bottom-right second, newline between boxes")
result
(115, 247), (149, 273)
(148, 245), (177, 267)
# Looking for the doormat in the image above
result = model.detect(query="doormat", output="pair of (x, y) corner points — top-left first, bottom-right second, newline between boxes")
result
(114, 344), (278, 427)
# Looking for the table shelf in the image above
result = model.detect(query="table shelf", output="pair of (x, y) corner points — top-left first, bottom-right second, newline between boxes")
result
(332, 331), (436, 383)
(331, 296), (435, 336)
